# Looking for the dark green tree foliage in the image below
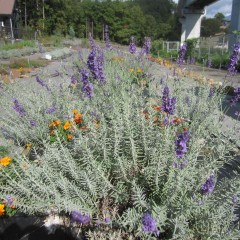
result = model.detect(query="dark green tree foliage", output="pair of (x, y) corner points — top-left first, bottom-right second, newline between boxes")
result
(16, 0), (180, 43)
(201, 13), (226, 37)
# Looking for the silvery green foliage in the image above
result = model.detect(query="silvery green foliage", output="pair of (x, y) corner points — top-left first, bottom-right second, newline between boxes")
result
(0, 47), (38, 59)
(42, 47), (73, 60)
(1, 48), (240, 239)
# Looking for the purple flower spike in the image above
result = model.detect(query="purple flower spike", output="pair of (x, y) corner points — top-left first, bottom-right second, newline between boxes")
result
(175, 130), (190, 158)
(36, 76), (46, 87)
(82, 82), (94, 98)
(71, 211), (91, 225)
(177, 43), (187, 66)
(80, 69), (94, 98)
(201, 175), (215, 195)
(104, 25), (112, 49)
(209, 88), (214, 98)
(230, 87), (240, 106)
(142, 212), (160, 236)
(36, 76), (51, 91)
(129, 36), (137, 54)
(96, 49), (106, 83)
(161, 86), (177, 115)
(141, 37), (151, 55)
(228, 42), (240, 75)
(13, 98), (26, 117)
(80, 69), (90, 85)
(45, 106), (57, 114)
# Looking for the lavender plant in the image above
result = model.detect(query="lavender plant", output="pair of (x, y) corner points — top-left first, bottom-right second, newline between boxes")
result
(228, 42), (240, 75)
(177, 43), (187, 65)
(129, 36), (137, 54)
(0, 40), (240, 240)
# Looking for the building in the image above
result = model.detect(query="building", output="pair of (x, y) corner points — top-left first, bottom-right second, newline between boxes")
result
(0, 0), (19, 40)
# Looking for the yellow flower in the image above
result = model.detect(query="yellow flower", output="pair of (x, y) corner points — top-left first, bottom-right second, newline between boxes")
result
(0, 156), (11, 167)
(72, 109), (79, 115)
(128, 68), (134, 73)
(49, 121), (55, 128)
(63, 121), (73, 130)
(25, 143), (32, 150)
(0, 204), (5, 216)
(137, 68), (143, 73)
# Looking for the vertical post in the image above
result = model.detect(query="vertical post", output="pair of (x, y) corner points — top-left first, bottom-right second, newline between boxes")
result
(42, 0), (45, 30)
(208, 36), (211, 59)
(102, 24), (104, 41)
(222, 33), (225, 56)
(86, 18), (87, 39)
(91, 21), (93, 38)
(9, 18), (14, 43)
(24, 0), (27, 28)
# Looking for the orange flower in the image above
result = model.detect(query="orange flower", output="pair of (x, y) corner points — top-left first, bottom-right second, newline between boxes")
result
(0, 204), (5, 216)
(183, 127), (188, 132)
(67, 134), (73, 141)
(63, 121), (73, 130)
(72, 109), (79, 115)
(54, 120), (61, 127)
(75, 113), (83, 124)
(49, 120), (61, 128)
(0, 156), (11, 167)
(173, 118), (183, 124)
(153, 105), (161, 111)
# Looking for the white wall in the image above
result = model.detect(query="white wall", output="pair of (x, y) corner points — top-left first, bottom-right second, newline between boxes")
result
(180, 13), (204, 42)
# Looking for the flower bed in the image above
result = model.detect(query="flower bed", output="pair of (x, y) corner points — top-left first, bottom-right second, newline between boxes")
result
(0, 37), (240, 239)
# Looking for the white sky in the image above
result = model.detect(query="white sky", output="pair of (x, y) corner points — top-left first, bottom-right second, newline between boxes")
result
(172, 0), (232, 17)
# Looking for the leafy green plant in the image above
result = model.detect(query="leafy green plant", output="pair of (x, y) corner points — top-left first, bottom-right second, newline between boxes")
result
(185, 38), (199, 59)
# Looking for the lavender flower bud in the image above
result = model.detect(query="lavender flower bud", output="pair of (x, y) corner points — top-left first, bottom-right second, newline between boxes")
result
(71, 211), (91, 225)
(175, 130), (190, 158)
(142, 212), (160, 236)
(13, 98), (26, 117)
(201, 175), (215, 195)
(161, 86), (176, 115)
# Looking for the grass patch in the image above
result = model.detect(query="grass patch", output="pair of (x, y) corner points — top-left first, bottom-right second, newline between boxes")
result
(0, 40), (36, 51)
(0, 58), (48, 74)
(8, 58), (48, 69)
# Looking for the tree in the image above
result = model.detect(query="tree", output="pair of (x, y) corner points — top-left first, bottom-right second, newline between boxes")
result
(201, 17), (221, 37)
(214, 12), (225, 23)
